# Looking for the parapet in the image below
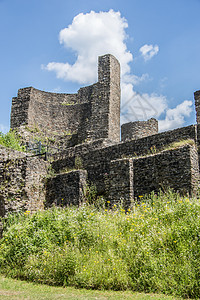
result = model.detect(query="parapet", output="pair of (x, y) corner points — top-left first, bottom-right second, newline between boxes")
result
(121, 118), (158, 142)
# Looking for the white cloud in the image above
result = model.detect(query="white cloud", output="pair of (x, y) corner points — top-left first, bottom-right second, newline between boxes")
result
(158, 100), (193, 131)
(0, 124), (9, 133)
(45, 10), (133, 84)
(121, 82), (167, 125)
(123, 73), (149, 85)
(44, 10), (192, 132)
(139, 44), (159, 61)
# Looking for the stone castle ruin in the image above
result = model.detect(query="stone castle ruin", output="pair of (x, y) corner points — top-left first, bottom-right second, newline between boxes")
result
(0, 54), (200, 219)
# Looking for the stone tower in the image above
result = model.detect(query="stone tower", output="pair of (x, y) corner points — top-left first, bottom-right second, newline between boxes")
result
(10, 54), (121, 146)
(194, 90), (200, 124)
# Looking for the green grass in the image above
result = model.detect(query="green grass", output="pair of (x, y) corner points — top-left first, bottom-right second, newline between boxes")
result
(0, 130), (25, 151)
(0, 275), (176, 299)
(0, 190), (199, 298)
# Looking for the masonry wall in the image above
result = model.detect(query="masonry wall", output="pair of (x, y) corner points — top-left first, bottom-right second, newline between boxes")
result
(10, 88), (78, 129)
(194, 90), (200, 124)
(104, 144), (199, 204)
(121, 118), (158, 142)
(45, 170), (87, 208)
(52, 125), (197, 194)
(100, 54), (121, 142)
(106, 158), (133, 207)
(132, 144), (199, 197)
(0, 145), (28, 161)
(0, 156), (48, 218)
(10, 54), (121, 146)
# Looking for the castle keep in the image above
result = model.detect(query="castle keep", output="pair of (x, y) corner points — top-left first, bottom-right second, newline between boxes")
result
(0, 54), (200, 218)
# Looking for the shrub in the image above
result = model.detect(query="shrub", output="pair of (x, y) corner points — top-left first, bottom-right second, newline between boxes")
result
(0, 191), (200, 298)
(0, 130), (25, 151)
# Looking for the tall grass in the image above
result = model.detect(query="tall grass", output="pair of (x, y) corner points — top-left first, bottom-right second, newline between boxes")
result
(0, 191), (200, 298)
(0, 130), (25, 151)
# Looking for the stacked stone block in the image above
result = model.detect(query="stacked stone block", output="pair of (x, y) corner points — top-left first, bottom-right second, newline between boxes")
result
(45, 170), (87, 207)
(0, 55), (199, 219)
(121, 118), (158, 142)
(132, 144), (199, 197)
(107, 158), (133, 207)
(194, 90), (200, 124)
(10, 54), (121, 147)
(0, 153), (48, 218)
(103, 144), (199, 203)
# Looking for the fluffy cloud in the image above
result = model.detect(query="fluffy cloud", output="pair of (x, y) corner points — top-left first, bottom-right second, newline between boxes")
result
(121, 81), (168, 125)
(46, 10), (132, 84)
(139, 44), (159, 61)
(44, 10), (192, 132)
(158, 100), (193, 131)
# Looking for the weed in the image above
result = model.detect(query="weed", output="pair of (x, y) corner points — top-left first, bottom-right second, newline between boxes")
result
(0, 130), (25, 152)
(0, 190), (200, 298)
(75, 156), (83, 169)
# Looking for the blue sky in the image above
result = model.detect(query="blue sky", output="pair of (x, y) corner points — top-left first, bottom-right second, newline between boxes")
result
(0, 0), (200, 133)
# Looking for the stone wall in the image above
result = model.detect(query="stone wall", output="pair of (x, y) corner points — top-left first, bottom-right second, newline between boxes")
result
(10, 87), (78, 129)
(0, 156), (48, 218)
(2, 55), (199, 217)
(132, 144), (199, 197)
(99, 54), (121, 142)
(52, 125), (197, 194)
(105, 144), (199, 203)
(194, 90), (200, 124)
(106, 158), (133, 207)
(121, 118), (158, 142)
(45, 170), (87, 208)
(0, 145), (28, 161)
(10, 54), (121, 147)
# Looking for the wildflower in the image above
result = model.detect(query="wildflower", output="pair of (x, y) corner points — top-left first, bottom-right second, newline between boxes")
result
(107, 201), (110, 203)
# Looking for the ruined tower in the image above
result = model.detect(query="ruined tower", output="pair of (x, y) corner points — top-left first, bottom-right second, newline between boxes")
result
(10, 54), (121, 147)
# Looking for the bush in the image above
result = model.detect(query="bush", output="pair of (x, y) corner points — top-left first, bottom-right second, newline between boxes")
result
(0, 191), (200, 298)
(0, 130), (25, 151)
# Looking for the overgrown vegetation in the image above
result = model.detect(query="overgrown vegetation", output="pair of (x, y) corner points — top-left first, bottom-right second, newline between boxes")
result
(0, 190), (200, 298)
(0, 130), (25, 151)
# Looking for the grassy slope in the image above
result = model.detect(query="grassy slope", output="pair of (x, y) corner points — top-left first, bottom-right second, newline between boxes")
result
(0, 275), (177, 299)
(0, 190), (199, 298)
